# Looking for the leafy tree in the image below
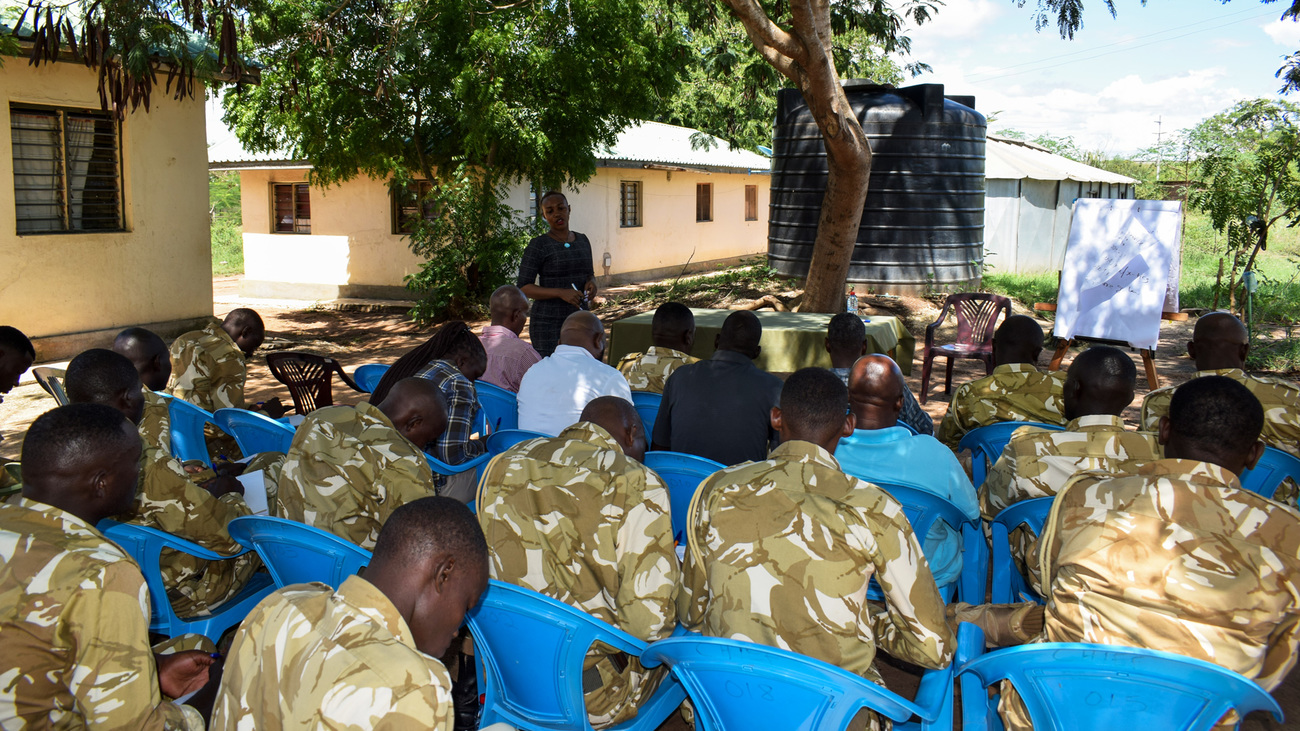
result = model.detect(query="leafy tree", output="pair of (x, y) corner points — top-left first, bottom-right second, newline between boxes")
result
(5, 0), (254, 117)
(224, 0), (682, 318)
(1185, 99), (1300, 311)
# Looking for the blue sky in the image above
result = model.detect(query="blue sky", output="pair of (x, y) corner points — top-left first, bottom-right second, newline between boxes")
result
(900, 0), (1300, 155)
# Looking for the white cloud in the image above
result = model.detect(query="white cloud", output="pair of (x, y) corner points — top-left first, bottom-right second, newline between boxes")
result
(1262, 18), (1299, 46)
(906, 0), (1002, 41)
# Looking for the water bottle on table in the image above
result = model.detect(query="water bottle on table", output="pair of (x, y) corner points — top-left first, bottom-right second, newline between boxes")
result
(846, 287), (858, 314)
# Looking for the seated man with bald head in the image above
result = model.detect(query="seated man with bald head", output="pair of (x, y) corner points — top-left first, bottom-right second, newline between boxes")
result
(1142, 311), (1299, 502)
(65, 349), (263, 617)
(681, 368), (952, 730)
(516, 311), (633, 436)
(936, 314), (1067, 447)
(616, 302), (699, 393)
(835, 355), (977, 589)
(479, 285), (542, 393)
(0, 404), (222, 728)
(168, 308), (284, 418)
(477, 396), (678, 729)
(214, 497), (493, 731)
(980, 346), (1160, 588)
(653, 310), (783, 465)
(277, 377), (449, 549)
(115, 327), (174, 452)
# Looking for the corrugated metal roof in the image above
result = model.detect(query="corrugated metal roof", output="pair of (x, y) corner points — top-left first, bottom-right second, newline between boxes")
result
(597, 121), (771, 172)
(208, 119), (772, 172)
(986, 135), (1138, 185)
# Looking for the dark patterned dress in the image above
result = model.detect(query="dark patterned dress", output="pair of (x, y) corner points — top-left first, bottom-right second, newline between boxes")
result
(516, 232), (595, 357)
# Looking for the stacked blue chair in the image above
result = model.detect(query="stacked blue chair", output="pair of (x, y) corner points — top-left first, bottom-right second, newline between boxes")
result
(641, 636), (953, 731)
(352, 363), (390, 393)
(466, 580), (687, 731)
(214, 408), (297, 456)
(642, 451), (724, 546)
(228, 515), (371, 589)
(956, 623), (1284, 731)
(98, 520), (275, 641)
(1239, 445), (1300, 500)
(630, 391), (662, 437)
(168, 397), (221, 465)
(989, 496), (1054, 604)
(867, 483), (986, 604)
(424, 451), (494, 482)
(476, 381), (519, 432)
(957, 422), (1065, 486)
(486, 429), (549, 456)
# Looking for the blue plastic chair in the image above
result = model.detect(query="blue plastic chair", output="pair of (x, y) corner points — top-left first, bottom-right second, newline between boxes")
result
(353, 363), (390, 393)
(465, 580), (687, 731)
(168, 397), (221, 465)
(213, 408), (296, 456)
(630, 391), (662, 437)
(1239, 445), (1300, 500)
(896, 420), (920, 435)
(98, 519), (276, 641)
(643, 451), (724, 546)
(424, 451), (494, 479)
(956, 623), (1284, 731)
(957, 422), (1065, 487)
(989, 496), (1054, 604)
(227, 515), (371, 589)
(487, 429), (550, 456)
(477, 381), (519, 432)
(866, 483), (986, 604)
(641, 636), (953, 731)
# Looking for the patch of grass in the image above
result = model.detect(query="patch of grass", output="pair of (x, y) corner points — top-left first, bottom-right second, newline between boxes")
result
(980, 272), (1061, 316)
(615, 257), (781, 307)
(211, 216), (244, 276)
(210, 172), (243, 276)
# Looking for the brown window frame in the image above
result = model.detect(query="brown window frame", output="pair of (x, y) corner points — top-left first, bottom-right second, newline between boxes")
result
(10, 103), (125, 235)
(272, 183), (312, 234)
(744, 185), (758, 221)
(392, 180), (437, 234)
(620, 181), (642, 228)
(696, 182), (713, 222)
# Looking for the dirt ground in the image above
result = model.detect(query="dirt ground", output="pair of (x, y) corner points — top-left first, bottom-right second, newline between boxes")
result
(0, 274), (1293, 729)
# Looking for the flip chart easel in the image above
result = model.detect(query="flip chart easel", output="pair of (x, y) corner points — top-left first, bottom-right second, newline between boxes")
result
(1036, 199), (1186, 389)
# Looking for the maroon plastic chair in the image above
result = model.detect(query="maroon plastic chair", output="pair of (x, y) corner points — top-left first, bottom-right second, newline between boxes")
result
(920, 293), (1011, 404)
(265, 352), (364, 415)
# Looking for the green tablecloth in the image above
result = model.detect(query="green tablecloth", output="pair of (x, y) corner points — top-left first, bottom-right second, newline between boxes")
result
(607, 309), (914, 375)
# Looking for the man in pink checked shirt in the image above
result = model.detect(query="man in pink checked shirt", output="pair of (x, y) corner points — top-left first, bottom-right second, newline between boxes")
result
(479, 285), (542, 393)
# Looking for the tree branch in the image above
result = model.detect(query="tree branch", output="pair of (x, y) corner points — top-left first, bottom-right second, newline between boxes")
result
(718, 0), (804, 64)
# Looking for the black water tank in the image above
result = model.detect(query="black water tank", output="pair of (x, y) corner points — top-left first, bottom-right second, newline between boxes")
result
(768, 82), (987, 291)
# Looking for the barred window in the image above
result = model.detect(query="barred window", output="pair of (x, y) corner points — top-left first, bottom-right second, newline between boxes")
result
(745, 185), (758, 221)
(10, 104), (123, 234)
(273, 183), (311, 234)
(696, 183), (712, 222)
(620, 181), (641, 228)
(393, 180), (436, 234)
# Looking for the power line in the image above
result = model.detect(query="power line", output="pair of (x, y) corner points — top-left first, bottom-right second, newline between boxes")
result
(967, 8), (1284, 83)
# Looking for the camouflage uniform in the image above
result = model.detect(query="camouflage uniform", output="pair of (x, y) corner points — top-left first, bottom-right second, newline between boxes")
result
(278, 401), (437, 550)
(935, 364), (1068, 448)
(212, 575), (454, 731)
(999, 459), (1300, 731)
(141, 387), (172, 454)
(1141, 368), (1300, 504)
(680, 440), (954, 719)
(124, 443), (262, 617)
(0, 497), (204, 730)
(477, 422), (679, 729)
(979, 415), (1161, 589)
(167, 317), (249, 412)
(616, 347), (699, 394)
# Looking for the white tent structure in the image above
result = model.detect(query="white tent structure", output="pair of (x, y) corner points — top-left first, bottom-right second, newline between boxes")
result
(983, 134), (1138, 274)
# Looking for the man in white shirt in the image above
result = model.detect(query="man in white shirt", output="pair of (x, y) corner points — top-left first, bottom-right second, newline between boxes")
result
(517, 311), (633, 436)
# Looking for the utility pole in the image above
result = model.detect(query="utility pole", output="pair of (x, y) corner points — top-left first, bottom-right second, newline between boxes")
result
(1154, 116), (1163, 183)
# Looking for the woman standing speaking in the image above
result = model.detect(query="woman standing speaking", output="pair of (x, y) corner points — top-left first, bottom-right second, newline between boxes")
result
(516, 191), (597, 357)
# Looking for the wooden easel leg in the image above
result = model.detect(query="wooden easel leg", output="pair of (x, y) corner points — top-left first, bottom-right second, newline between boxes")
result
(1049, 340), (1072, 371)
(1141, 350), (1160, 390)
